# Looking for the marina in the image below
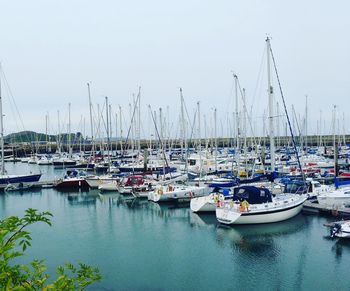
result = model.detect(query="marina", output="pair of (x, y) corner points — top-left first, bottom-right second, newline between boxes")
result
(1, 1), (350, 289)
(1, 160), (350, 290)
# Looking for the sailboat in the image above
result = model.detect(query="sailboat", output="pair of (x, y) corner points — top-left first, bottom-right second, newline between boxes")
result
(216, 37), (307, 225)
(0, 68), (42, 189)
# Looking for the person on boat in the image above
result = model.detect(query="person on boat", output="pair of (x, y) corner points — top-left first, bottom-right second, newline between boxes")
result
(242, 199), (249, 211)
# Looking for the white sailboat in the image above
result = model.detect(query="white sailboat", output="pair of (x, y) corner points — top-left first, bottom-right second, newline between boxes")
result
(216, 38), (307, 225)
(215, 185), (307, 225)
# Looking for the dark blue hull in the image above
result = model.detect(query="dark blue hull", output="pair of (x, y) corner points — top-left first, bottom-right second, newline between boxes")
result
(0, 174), (42, 184)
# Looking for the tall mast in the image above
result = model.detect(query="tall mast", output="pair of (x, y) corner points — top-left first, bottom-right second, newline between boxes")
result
(57, 110), (61, 154)
(68, 102), (72, 156)
(119, 106), (123, 154)
(87, 82), (94, 155)
(45, 113), (48, 153)
(305, 95), (308, 152)
(214, 107), (217, 173)
(0, 70), (4, 175)
(243, 88), (247, 171)
(138, 87), (141, 154)
(115, 112), (118, 152)
(197, 101), (202, 178)
(234, 73), (240, 173)
(180, 88), (185, 157)
(266, 37), (275, 172)
(105, 96), (110, 159)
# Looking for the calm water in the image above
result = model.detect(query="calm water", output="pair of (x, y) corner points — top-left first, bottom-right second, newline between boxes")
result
(1, 163), (350, 291)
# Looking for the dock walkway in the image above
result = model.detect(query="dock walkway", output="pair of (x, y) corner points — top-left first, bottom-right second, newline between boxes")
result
(303, 200), (350, 217)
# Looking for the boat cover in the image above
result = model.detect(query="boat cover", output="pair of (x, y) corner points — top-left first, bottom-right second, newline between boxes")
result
(233, 186), (272, 204)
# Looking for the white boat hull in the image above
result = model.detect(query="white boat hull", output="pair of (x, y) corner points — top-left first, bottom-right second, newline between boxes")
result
(98, 182), (118, 191)
(148, 186), (210, 202)
(216, 195), (306, 225)
(317, 196), (350, 208)
(190, 193), (224, 212)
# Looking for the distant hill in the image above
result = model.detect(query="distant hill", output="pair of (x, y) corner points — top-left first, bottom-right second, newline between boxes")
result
(4, 131), (85, 144)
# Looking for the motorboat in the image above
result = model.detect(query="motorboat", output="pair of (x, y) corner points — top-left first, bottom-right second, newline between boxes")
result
(317, 187), (350, 207)
(216, 185), (307, 225)
(54, 170), (90, 190)
(327, 220), (350, 238)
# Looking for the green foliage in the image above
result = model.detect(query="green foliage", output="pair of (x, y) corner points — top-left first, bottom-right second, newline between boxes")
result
(0, 208), (101, 290)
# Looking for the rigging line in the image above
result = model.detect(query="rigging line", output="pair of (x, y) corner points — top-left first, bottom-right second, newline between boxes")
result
(269, 45), (305, 184)
(148, 105), (171, 176)
(122, 90), (141, 154)
(292, 106), (302, 137)
(236, 77), (257, 147)
(187, 108), (198, 146)
(0, 69), (30, 143)
(251, 45), (267, 109)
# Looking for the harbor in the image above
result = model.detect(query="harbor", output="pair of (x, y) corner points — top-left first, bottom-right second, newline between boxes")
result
(1, 162), (350, 290)
(1, 1), (350, 290)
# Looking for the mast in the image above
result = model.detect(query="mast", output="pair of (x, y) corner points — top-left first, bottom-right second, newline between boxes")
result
(105, 96), (110, 160)
(45, 113), (48, 153)
(87, 82), (94, 155)
(242, 88), (247, 172)
(0, 71), (4, 175)
(266, 37), (275, 172)
(214, 107), (217, 173)
(180, 88), (185, 158)
(197, 101), (202, 178)
(57, 110), (61, 154)
(119, 105), (123, 154)
(305, 95), (308, 152)
(138, 87), (141, 154)
(68, 102), (72, 157)
(234, 73), (240, 174)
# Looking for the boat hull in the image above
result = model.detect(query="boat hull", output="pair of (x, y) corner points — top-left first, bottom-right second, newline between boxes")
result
(0, 173), (41, 185)
(148, 186), (210, 202)
(216, 197), (306, 225)
(54, 178), (89, 190)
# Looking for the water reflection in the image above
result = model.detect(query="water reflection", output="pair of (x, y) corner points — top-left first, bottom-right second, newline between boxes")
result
(215, 214), (307, 253)
(3, 188), (43, 197)
(66, 192), (100, 206)
(331, 238), (350, 260)
(190, 213), (218, 228)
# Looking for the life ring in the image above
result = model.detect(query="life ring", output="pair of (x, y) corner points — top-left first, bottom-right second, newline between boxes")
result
(157, 188), (163, 195)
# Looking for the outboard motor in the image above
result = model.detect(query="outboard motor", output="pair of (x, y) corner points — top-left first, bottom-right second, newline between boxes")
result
(330, 223), (342, 238)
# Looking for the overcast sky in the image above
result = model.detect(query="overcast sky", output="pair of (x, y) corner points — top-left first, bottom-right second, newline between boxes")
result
(0, 0), (349, 138)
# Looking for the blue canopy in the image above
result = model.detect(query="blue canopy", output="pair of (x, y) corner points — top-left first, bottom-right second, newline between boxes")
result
(233, 186), (272, 204)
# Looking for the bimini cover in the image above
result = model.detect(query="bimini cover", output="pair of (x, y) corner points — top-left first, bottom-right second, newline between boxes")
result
(233, 186), (272, 204)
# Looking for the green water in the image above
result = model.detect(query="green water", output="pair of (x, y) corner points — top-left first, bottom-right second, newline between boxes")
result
(1, 163), (350, 291)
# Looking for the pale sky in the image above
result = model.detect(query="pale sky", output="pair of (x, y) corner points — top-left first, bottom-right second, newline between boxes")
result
(0, 0), (349, 138)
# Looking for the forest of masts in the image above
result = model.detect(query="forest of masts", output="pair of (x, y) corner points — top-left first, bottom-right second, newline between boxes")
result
(10, 80), (348, 155)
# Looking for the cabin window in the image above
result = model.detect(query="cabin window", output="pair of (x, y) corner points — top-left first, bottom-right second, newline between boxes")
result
(189, 160), (196, 166)
(345, 191), (350, 195)
(314, 183), (321, 188)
